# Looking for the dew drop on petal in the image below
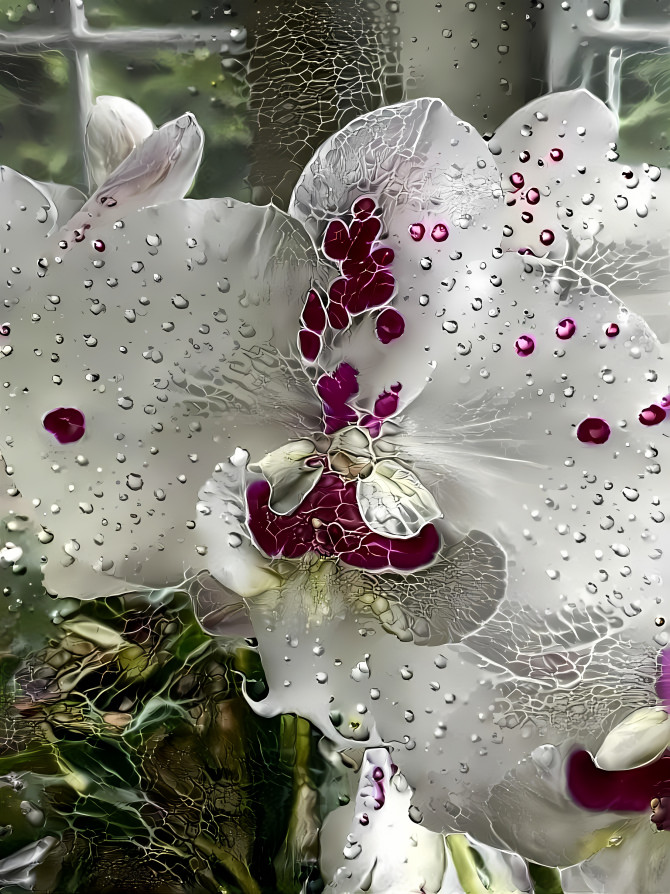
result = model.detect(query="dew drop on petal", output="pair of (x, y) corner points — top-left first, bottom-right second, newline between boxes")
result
(550, 147), (564, 161)
(510, 172), (525, 189)
(519, 150), (530, 163)
(639, 404), (666, 426)
(577, 417), (610, 445)
(92, 239), (105, 252)
(556, 318), (576, 340)
(409, 223), (425, 241)
(540, 229), (555, 245)
(431, 223), (449, 242)
(521, 211), (534, 223)
(43, 407), (86, 444)
(526, 187), (540, 205)
(605, 323), (620, 338)
(515, 334), (535, 356)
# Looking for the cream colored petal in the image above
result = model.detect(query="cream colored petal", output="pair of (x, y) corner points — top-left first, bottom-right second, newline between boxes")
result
(250, 439), (322, 515)
(86, 95), (155, 187)
(595, 707), (670, 771)
(357, 459), (441, 538)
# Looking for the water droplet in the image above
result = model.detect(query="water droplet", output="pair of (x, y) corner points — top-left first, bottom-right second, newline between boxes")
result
(639, 404), (666, 426)
(577, 417), (610, 445)
(93, 239), (105, 252)
(515, 334), (535, 357)
(510, 172), (525, 190)
(540, 229), (555, 245)
(605, 323), (619, 338)
(556, 318), (576, 339)
(550, 147), (564, 161)
(409, 223), (425, 241)
(431, 223), (449, 242)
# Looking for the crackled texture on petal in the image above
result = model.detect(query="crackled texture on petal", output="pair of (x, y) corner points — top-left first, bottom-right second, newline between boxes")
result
(595, 707), (670, 771)
(249, 438), (322, 515)
(289, 98), (502, 414)
(64, 113), (204, 242)
(1, 198), (317, 597)
(396, 252), (670, 648)
(354, 530), (507, 646)
(357, 458), (441, 538)
(492, 90), (670, 336)
(561, 818), (670, 894)
(320, 749), (449, 894)
(86, 95), (155, 187)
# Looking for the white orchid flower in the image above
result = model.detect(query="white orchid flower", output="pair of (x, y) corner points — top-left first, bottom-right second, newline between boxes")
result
(2, 88), (670, 871)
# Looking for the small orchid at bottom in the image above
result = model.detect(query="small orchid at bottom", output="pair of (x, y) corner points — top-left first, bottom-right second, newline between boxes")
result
(1, 85), (670, 891)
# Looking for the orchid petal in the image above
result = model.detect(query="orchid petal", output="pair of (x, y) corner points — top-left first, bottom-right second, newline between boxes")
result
(595, 707), (670, 771)
(249, 438), (323, 515)
(86, 95), (155, 187)
(357, 458), (441, 538)
(289, 98), (503, 415)
(2, 198), (316, 597)
(64, 112), (204, 240)
(320, 749), (449, 894)
(492, 89), (670, 335)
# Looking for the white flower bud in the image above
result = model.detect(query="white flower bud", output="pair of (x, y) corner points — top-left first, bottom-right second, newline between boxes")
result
(86, 95), (154, 186)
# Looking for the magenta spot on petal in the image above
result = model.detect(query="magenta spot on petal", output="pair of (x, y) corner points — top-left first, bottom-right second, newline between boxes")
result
(373, 385), (401, 419)
(302, 289), (326, 333)
(323, 219), (350, 261)
(515, 334), (535, 357)
(639, 404), (666, 426)
(567, 749), (670, 815)
(521, 211), (533, 223)
(556, 318), (576, 340)
(577, 417), (610, 445)
(526, 187), (540, 205)
(353, 197), (376, 218)
(517, 247), (536, 256)
(93, 239), (105, 252)
(0, 323), (9, 336)
(371, 246), (394, 266)
(375, 307), (405, 344)
(550, 147), (564, 161)
(519, 150), (530, 163)
(317, 363), (360, 434)
(510, 172), (525, 190)
(539, 229), (555, 246)
(246, 475), (440, 572)
(298, 329), (321, 363)
(605, 323), (620, 338)
(431, 223), (449, 242)
(43, 407), (86, 444)
(409, 223), (425, 242)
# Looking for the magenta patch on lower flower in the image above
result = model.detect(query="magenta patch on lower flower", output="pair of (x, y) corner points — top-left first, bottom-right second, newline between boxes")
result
(577, 417), (610, 445)
(43, 407), (85, 444)
(567, 748), (670, 815)
(246, 475), (439, 572)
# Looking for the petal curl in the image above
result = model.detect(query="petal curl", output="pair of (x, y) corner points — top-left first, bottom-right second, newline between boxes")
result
(595, 707), (670, 771)
(249, 438), (323, 515)
(64, 112), (204, 239)
(2, 198), (317, 597)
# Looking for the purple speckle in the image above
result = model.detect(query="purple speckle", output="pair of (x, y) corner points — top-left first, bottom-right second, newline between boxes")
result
(298, 329), (321, 363)
(539, 228), (555, 246)
(577, 417), (610, 445)
(639, 404), (666, 426)
(510, 172), (525, 190)
(409, 223), (425, 242)
(515, 334), (535, 357)
(605, 322), (620, 338)
(302, 290), (326, 333)
(431, 223), (449, 242)
(316, 363), (359, 434)
(353, 197), (376, 219)
(556, 318), (576, 340)
(93, 239), (105, 252)
(526, 187), (540, 205)
(43, 407), (86, 444)
(550, 147), (564, 162)
(376, 307), (405, 344)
